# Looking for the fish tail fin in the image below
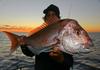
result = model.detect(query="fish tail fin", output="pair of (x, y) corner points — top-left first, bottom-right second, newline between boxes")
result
(3, 31), (19, 55)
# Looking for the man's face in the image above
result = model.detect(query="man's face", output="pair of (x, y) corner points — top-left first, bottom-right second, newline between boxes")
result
(45, 11), (59, 25)
(47, 11), (56, 17)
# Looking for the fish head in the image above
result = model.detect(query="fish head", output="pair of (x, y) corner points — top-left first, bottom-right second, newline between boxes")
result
(59, 20), (93, 54)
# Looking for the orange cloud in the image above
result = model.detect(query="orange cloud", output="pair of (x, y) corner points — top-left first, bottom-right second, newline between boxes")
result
(0, 25), (33, 32)
(81, 22), (100, 32)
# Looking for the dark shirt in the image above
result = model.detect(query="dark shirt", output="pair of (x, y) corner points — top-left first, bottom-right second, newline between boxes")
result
(20, 45), (73, 70)
(35, 52), (73, 70)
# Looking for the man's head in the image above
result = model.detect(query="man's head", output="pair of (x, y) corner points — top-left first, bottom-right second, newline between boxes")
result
(43, 4), (60, 19)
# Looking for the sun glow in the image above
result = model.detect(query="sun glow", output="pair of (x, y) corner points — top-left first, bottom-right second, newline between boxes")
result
(0, 22), (100, 32)
(0, 22), (42, 32)
(81, 23), (100, 32)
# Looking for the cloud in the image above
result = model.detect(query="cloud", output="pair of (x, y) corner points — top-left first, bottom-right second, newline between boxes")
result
(0, 25), (33, 32)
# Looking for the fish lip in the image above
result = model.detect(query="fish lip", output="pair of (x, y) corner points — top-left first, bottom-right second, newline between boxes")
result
(74, 43), (92, 53)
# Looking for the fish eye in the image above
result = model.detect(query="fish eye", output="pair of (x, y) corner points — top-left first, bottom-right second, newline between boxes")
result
(76, 31), (79, 35)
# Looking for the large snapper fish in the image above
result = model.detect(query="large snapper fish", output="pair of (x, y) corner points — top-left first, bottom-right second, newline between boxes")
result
(3, 19), (93, 55)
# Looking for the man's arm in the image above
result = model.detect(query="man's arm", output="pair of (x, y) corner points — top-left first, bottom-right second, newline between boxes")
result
(20, 44), (34, 57)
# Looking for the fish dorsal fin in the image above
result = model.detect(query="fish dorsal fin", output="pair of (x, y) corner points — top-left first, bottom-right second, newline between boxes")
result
(28, 23), (48, 36)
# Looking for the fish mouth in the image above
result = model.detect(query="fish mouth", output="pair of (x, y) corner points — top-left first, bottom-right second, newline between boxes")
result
(63, 44), (91, 54)
(61, 38), (92, 54)
(73, 44), (91, 53)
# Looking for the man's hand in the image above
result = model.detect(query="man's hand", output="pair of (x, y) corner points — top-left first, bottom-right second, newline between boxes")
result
(49, 47), (64, 63)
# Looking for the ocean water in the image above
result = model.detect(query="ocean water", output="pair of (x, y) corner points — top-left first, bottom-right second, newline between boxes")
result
(0, 32), (100, 70)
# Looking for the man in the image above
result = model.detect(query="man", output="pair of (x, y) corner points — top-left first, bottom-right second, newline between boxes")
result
(20, 4), (73, 70)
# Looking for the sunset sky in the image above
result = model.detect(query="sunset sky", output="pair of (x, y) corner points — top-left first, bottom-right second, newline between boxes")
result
(0, 0), (100, 32)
